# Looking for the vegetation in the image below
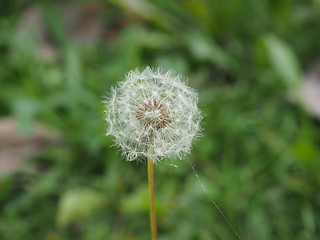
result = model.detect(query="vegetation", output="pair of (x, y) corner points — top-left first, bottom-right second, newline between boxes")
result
(0, 0), (319, 239)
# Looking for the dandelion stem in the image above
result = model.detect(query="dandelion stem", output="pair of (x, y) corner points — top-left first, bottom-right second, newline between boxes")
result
(148, 157), (157, 240)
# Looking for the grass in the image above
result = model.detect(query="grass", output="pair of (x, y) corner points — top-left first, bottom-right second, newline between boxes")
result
(0, 0), (320, 239)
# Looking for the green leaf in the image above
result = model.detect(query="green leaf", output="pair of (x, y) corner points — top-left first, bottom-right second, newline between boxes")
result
(12, 97), (39, 135)
(56, 189), (107, 227)
(185, 33), (230, 68)
(262, 35), (301, 93)
(120, 186), (149, 213)
(109, 0), (182, 31)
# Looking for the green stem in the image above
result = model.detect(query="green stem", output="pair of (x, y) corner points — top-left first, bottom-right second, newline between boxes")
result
(148, 157), (157, 240)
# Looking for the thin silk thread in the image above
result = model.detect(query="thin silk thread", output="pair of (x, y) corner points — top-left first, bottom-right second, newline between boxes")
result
(188, 160), (242, 240)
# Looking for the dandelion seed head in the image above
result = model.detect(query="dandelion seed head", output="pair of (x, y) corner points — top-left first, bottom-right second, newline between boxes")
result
(104, 67), (202, 163)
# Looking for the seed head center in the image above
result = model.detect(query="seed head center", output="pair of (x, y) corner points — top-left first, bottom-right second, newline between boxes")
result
(144, 109), (161, 118)
(136, 98), (171, 130)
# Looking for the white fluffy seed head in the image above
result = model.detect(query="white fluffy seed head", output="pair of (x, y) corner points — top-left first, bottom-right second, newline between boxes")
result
(104, 67), (203, 163)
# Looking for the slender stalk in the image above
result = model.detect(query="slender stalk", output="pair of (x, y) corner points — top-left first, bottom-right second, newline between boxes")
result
(148, 157), (157, 240)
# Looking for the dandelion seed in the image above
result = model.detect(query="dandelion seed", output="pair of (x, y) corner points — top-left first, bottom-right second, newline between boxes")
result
(104, 67), (202, 163)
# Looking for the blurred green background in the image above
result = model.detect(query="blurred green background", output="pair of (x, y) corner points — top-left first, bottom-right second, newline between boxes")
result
(0, 0), (320, 239)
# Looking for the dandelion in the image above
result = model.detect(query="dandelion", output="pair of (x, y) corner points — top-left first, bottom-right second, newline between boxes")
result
(104, 67), (202, 240)
(104, 67), (202, 163)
